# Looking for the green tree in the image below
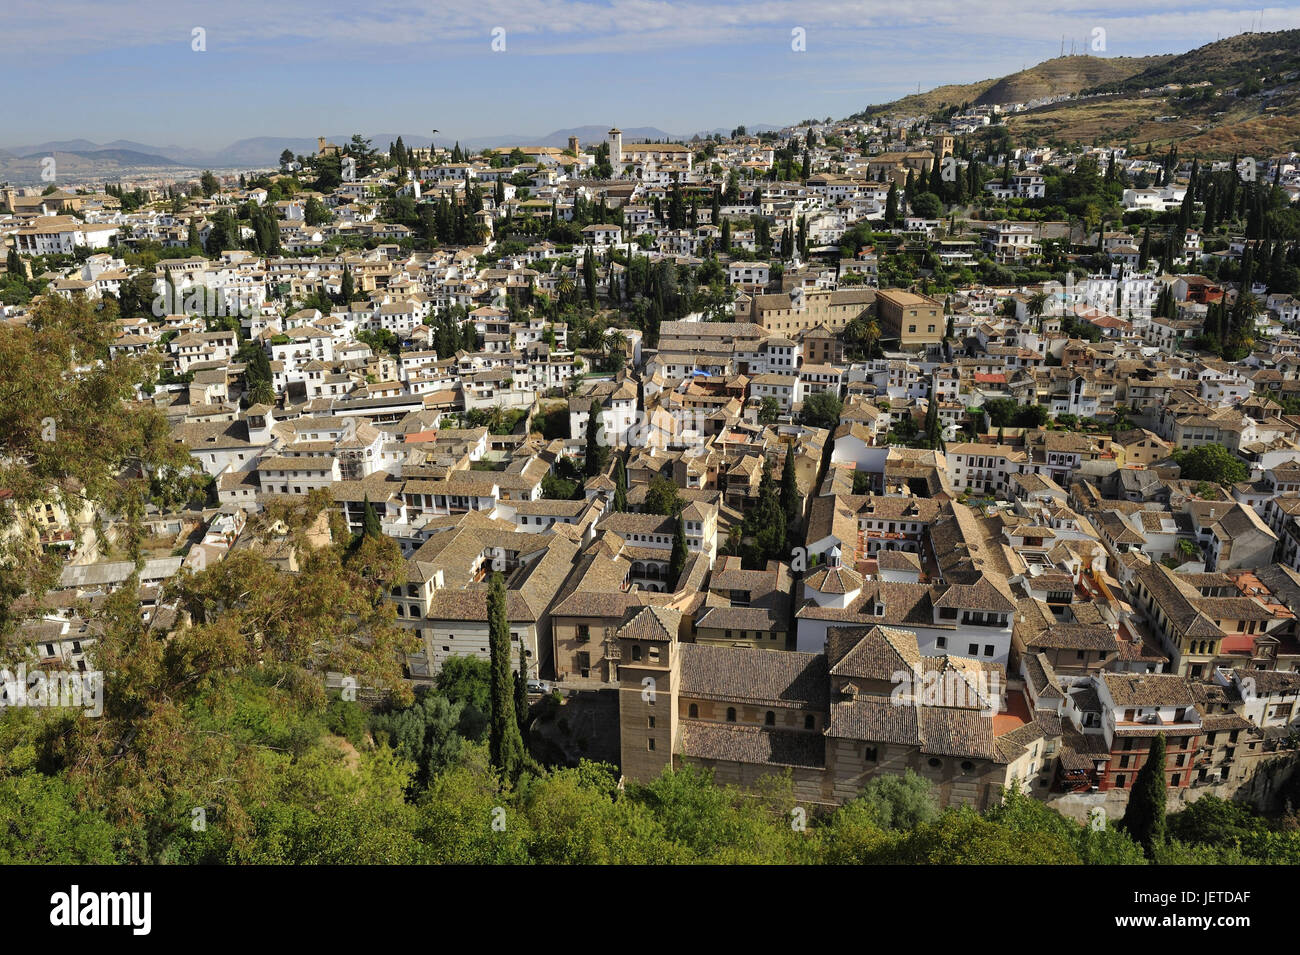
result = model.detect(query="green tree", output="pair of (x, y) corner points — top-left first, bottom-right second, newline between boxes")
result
(371, 691), (471, 785)
(0, 295), (195, 630)
(669, 511), (688, 583)
(487, 572), (525, 780)
(644, 475), (682, 516)
(612, 456), (629, 512)
(779, 447), (799, 528)
(855, 769), (939, 830)
(801, 390), (843, 429)
(360, 494), (382, 539)
(583, 406), (608, 478)
(1121, 734), (1167, 857)
(514, 665), (530, 738)
(340, 264), (355, 304)
(1170, 444), (1248, 485)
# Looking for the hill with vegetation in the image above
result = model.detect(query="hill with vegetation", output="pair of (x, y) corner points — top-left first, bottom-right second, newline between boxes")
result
(1083, 30), (1300, 94)
(1005, 31), (1300, 156)
(858, 55), (1170, 120)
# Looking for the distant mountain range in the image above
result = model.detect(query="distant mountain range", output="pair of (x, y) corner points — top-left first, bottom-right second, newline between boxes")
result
(0, 124), (783, 183)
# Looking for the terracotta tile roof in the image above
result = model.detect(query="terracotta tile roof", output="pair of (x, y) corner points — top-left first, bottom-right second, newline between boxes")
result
(679, 643), (827, 708)
(680, 722), (825, 769)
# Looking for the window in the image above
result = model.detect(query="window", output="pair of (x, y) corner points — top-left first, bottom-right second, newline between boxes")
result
(726, 707), (737, 723)
(968, 643), (978, 655)
(1115, 774), (1127, 787)
(647, 716), (655, 729)
(804, 714), (815, 730)
(631, 645), (642, 662)
(983, 645), (994, 657)
(960, 760), (974, 772)
(647, 738), (656, 751)
(688, 703), (699, 718)
(927, 757), (942, 768)
(765, 711), (776, 726)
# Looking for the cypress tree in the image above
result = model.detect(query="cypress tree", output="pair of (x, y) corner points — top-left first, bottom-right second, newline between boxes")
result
(779, 447), (798, 527)
(612, 456), (628, 512)
(361, 494), (382, 539)
(669, 511), (688, 584)
(885, 182), (898, 228)
(583, 249), (597, 306)
(513, 666), (530, 737)
(1121, 733), (1167, 857)
(924, 398), (940, 448)
(487, 572), (525, 779)
(340, 264), (354, 304)
(583, 405), (604, 477)
(743, 456), (786, 567)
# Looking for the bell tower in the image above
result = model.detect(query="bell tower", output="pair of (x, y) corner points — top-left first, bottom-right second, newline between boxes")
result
(615, 605), (682, 781)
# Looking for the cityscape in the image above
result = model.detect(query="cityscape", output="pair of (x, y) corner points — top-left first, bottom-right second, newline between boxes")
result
(2, 3), (1300, 893)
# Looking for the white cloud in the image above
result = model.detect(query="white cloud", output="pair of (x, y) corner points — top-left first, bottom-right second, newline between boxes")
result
(5, 0), (1298, 58)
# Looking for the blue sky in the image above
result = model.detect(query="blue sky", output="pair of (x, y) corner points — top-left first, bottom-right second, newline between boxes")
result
(3, 1), (1298, 150)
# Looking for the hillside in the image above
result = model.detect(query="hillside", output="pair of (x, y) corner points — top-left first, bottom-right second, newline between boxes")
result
(1084, 29), (1300, 93)
(859, 54), (1170, 119)
(1004, 31), (1300, 157)
(977, 55), (1172, 106)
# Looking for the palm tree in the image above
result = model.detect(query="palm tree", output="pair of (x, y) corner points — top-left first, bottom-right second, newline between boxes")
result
(604, 328), (629, 369)
(1235, 291), (1264, 329)
(556, 276), (576, 308)
(1027, 291), (1048, 331)
(862, 318), (880, 358)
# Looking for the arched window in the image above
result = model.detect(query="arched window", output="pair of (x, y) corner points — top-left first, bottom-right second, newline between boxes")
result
(927, 757), (942, 768)
(688, 703), (698, 718)
(726, 707), (737, 723)
(765, 711), (776, 726)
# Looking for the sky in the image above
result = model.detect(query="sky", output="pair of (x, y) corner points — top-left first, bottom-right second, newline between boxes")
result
(3, 0), (1299, 151)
